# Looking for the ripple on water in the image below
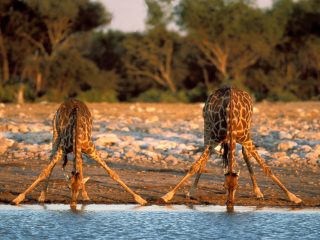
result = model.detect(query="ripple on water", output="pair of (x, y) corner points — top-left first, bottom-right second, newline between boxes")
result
(0, 205), (319, 240)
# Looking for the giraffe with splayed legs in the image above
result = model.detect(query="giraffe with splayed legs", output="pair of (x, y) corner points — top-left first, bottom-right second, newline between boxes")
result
(161, 87), (302, 209)
(12, 99), (147, 208)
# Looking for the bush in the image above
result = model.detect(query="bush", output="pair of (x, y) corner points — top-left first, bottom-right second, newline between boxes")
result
(0, 84), (17, 103)
(186, 84), (207, 102)
(135, 89), (188, 102)
(77, 88), (118, 102)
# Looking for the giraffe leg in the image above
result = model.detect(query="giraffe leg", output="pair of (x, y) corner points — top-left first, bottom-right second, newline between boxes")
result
(242, 146), (264, 199)
(161, 145), (212, 203)
(85, 147), (147, 205)
(243, 140), (302, 204)
(38, 129), (61, 203)
(78, 154), (90, 201)
(38, 170), (55, 203)
(186, 152), (210, 199)
(12, 148), (63, 205)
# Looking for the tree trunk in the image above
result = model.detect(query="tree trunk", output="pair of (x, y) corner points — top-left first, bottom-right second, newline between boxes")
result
(163, 73), (176, 93)
(35, 71), (42, 94)
(0, 31), (9, 83)
(16, 84), (25, 104)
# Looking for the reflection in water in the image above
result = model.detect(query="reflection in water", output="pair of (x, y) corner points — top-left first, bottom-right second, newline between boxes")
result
(0, 204), (319, 239)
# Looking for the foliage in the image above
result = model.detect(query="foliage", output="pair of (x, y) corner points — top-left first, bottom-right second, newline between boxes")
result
(0, 0), (319, 102)
(135, 88), (188, 102)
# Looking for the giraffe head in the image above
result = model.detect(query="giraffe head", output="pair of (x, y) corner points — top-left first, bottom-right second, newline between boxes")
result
(224, 171), (240, 210)
(70, 171), (81, 209)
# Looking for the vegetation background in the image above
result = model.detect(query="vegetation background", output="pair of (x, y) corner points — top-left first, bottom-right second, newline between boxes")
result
(0, 0), (319, 103)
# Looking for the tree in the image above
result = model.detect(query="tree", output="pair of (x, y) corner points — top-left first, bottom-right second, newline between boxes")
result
(17, 0), (110, 100)
(122, 0), (180, 93)
(123, 29), (178, 93)
(175, 0), (272, 87)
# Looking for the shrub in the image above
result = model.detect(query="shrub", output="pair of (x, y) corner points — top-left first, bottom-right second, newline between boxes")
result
(135, 89), (188, 102)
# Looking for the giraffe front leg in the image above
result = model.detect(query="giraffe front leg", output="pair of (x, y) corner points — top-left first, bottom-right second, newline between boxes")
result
(243, 141), (302, 204)
(13, 148), (63, 205)
(85, 147), (147, 205)
(39, 135), (61, 203)
(161, 146), (211, 203)
(242, 146), (264, 199)
(78, 155), (90, 201)
(186, 153), (209, 199)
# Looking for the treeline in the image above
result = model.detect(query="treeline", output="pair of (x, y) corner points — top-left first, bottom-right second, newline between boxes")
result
(0, 0), (319, 103)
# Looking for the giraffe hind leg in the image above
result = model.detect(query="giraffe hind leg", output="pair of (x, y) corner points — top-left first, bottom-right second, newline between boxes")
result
(243, 140), (302, 204)
(242, 146), (264, 199)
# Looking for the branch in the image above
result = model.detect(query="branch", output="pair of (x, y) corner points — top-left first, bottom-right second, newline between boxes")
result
(17, 32), (48, 57)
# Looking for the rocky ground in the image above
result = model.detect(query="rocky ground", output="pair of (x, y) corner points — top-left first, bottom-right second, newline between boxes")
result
(0, 101), (319, 207)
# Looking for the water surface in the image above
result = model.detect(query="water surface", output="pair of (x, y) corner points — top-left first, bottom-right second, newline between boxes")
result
(0, 204), (319, 239)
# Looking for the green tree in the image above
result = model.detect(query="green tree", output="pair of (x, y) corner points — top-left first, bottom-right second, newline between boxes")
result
(175, 0), (273, 88)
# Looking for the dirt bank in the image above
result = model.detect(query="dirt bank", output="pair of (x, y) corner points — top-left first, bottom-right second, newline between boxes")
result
(0, 102), (319, 207)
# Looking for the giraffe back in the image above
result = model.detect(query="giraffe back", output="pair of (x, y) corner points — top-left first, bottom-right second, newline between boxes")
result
(203, 87), (253, 145)
(53, 99), (92, 153)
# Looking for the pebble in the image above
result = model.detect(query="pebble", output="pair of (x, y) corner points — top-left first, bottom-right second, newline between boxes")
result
(277, 141), (298, 151)
(95, 133), (121, 146)
(0, 137), (15, 154)
(279, 131), (293, 139)
(300, 145), (312, 152)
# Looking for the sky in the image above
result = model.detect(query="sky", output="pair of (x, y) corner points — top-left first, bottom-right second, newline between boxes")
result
(98, 0), (273, 32)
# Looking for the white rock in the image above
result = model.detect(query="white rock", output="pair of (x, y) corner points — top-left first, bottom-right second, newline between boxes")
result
(155, 140), (177, 150)
(95, 133), (121, 146)
(279, 131), (293, 139)
(166, 155), (180, 165)
(300, 145), (312, 152)
(7, 125), (19, 133)
(0, 137), (15, 154)
(19, 124), (29, 133)
(277, 141), (298, 151)
(145, 116), (159, 123)
(146, 107), (156, 112)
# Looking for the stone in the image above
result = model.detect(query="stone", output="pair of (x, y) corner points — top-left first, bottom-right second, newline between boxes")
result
(277, 141), (297, 151)
(95, 133), (121, 146)
(7, 125), (19, 133)
(165, 155), (180, 165)
(0, 137), (15, 154)
(19, 124), (29, 133)
(300, 145), (312, 152)
(279, 131), (293, 139)
(146, 107), (156, 112)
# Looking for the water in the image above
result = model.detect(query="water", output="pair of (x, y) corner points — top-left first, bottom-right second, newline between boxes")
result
(0, 204), (319, 240)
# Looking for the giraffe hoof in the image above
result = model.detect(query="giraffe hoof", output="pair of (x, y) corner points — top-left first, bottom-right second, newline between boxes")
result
(186, 193), (197, 200)
(12, 194), (25, 205)
(161, 191), (174, 203)
(38, 191), (46, 203)
(134, 195), (147, 205)
(287, 192), (302, 204)
(254, 188), (264, 199)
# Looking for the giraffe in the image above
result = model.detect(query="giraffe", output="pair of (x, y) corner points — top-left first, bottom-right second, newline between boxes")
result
(161, 87), (302, 209)
(12, 99), (147, 208)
